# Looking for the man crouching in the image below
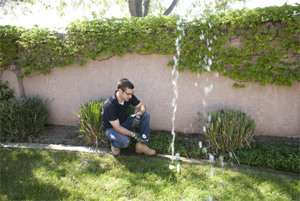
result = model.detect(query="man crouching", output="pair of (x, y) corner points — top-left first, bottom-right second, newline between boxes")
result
(102, 78), (156, 156)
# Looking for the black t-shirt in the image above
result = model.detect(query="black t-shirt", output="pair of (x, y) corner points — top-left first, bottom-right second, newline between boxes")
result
(102, 91), (140, 131)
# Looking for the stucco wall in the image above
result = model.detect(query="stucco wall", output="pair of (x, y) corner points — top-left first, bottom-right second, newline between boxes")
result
(1, 54), (300, 137)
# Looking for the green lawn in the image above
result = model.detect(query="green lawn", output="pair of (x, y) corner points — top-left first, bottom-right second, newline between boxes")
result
(1, 148), (299, 200)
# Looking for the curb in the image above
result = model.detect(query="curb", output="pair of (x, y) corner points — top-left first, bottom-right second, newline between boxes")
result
(0, 142), (110, 154)
(0, 142), (205, 164)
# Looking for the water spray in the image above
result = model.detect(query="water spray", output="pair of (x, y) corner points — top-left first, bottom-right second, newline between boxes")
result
(170, 16), (185, 166)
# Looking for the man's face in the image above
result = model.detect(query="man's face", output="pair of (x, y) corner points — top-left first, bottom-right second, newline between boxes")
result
(120, 88), (134, 102)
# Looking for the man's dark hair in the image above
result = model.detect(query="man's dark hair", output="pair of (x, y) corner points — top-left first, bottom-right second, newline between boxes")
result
(118, 78), (134, 91)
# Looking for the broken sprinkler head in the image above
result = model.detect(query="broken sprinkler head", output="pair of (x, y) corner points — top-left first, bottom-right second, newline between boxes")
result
(175, 153), (180, 162)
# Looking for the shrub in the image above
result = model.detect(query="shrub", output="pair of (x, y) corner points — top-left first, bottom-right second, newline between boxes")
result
(0, 80), (15, 101)
(237, 143), (300, 173)
(74, 100), (135, 147)
(74, 100), (105, 147)
(201, 108), (256, 153)
(0, 96), (49, 142)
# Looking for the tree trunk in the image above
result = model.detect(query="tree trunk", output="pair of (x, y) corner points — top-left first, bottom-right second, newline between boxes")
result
(143, 0), (150, 17)
(163, 0), (179, 15)
(128, 0), (138, 16)
(128, 0), (179, 17)
(15, 66), (25, 98)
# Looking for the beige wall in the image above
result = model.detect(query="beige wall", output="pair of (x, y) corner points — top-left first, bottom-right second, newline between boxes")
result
(1, 54), (299, 137)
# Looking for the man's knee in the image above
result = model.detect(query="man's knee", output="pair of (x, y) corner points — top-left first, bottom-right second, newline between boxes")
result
(142, 112), (150, 121)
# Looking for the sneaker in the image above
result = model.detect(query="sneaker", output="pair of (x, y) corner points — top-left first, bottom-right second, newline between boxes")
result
(111, 144), (120, 156)
(135, 142), (156, 156)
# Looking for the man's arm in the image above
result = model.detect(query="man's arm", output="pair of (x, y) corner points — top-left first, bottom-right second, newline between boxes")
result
(135, 101), (146, 115)
(109, 119), (134, 137)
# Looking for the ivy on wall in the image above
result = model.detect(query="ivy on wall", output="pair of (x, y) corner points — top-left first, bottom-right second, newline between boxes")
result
(0, 4), (299, 87)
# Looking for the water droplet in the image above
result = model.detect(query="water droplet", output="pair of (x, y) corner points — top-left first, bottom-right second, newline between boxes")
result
(219, 155), (224, 162)
(204, 84), (213, 96)
(208, 58), (212, 66)
(203, 99), (207, 107)
(199, 141), (202, 148)
(210, 165), (214, 178)
(169, 164), (175, 170)
(204, 65), (211, 72)
(208, 114), (211, 122)
(209, 153), (214, 162)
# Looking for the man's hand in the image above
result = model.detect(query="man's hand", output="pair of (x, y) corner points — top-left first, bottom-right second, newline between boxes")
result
(131, 113), (142, 129)
(132, 132), (148, 143)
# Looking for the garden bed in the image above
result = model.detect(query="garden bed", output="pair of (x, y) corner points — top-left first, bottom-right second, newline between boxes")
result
(33, 124), (299, 148)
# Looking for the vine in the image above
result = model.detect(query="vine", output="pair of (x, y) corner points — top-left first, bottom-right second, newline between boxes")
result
(0, 4), (299, 87)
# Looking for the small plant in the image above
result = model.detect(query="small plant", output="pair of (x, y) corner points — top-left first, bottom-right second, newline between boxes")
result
(0, 80), (15, 101)
(200, 108), (256, 153)
(0, 96), (49, 142)
(74, 100), (105, 147)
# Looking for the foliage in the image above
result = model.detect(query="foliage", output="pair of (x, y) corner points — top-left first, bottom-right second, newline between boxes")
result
(200, 108), (255, 153)
(0, 4), (299, 87)
(74, 100), (105, 147)
(0, 96), (49, 142)
(0, 80), (15, 101)
(74, 100), (135, 147)
(236, 142), (300, 173)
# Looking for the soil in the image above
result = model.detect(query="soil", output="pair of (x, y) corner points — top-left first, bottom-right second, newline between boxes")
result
(32, 125), (88, 146)
(32, 124), (299, 148)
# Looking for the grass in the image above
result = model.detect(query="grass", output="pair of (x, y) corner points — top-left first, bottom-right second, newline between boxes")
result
(1, 148), (299, 200)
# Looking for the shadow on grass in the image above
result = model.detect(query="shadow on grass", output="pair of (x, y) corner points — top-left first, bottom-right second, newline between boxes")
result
(0, 148), (79, 200)
(228, 168), (300, 200)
